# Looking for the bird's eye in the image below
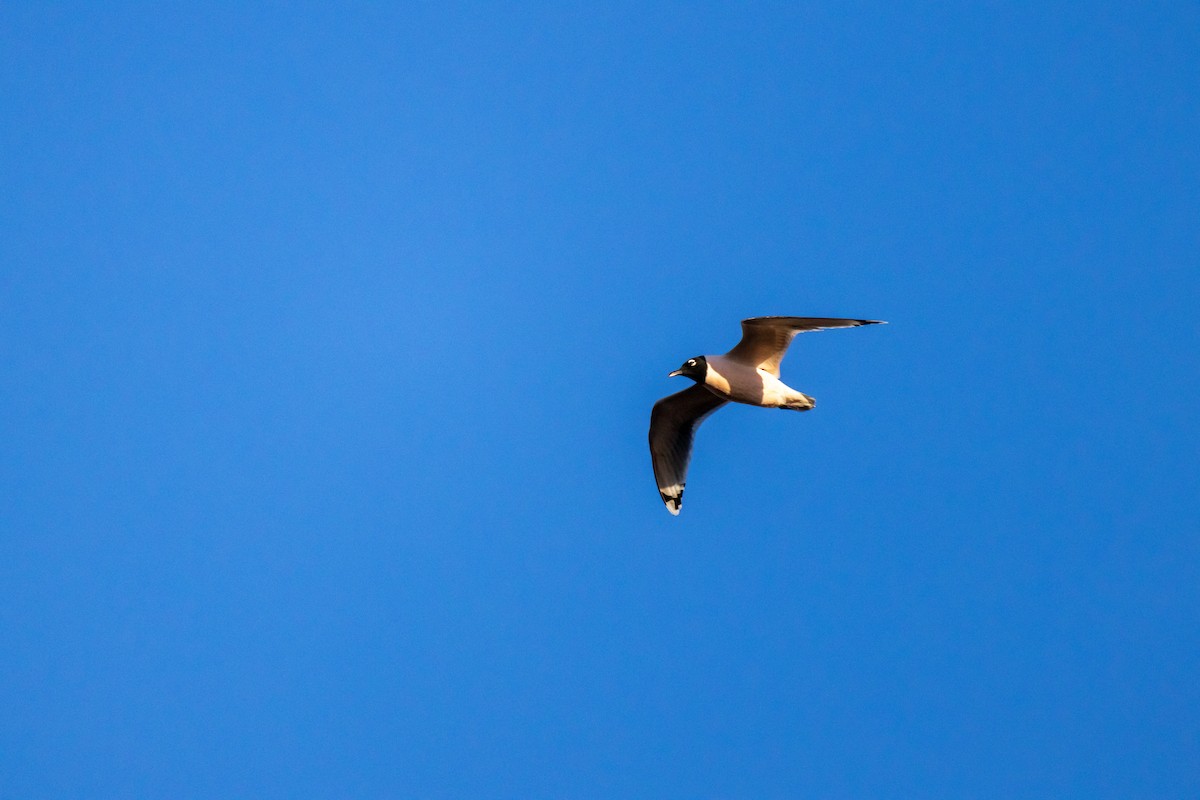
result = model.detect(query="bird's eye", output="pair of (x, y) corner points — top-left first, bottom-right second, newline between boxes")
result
(687, 359), (696, 367)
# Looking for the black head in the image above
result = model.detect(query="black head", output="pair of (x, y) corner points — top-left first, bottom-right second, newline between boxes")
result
(668, 355), (707, 382)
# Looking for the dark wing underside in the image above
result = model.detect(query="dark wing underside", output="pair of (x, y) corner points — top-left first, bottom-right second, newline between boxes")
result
(725, 316), (884, 376)
(648, 384), (729, 515)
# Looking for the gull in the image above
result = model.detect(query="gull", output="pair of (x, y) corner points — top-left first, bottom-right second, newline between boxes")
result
(649, 316), (884, 515)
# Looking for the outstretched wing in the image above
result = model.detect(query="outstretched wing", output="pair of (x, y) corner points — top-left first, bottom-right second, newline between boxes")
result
(725, 316), (884, 377)
(649, 384), (728, 515)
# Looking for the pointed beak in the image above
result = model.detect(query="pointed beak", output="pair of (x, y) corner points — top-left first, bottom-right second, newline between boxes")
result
(668, 369), (683, 378)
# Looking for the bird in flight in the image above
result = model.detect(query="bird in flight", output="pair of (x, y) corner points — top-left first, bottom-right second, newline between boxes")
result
(649, 316), (885, 515)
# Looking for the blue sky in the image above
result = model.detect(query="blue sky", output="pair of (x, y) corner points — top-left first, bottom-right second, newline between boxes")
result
(2, 2), (1198, 797)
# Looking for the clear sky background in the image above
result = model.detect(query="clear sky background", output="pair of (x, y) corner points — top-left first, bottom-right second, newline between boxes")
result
(3, 3), (1198, 797)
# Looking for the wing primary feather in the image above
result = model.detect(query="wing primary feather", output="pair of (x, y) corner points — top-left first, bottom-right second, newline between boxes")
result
(648, 384), (728, 515)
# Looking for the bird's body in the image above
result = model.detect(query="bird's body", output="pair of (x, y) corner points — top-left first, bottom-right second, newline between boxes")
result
(649, 316), (884, 515)
(697, 354), (816, 410)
